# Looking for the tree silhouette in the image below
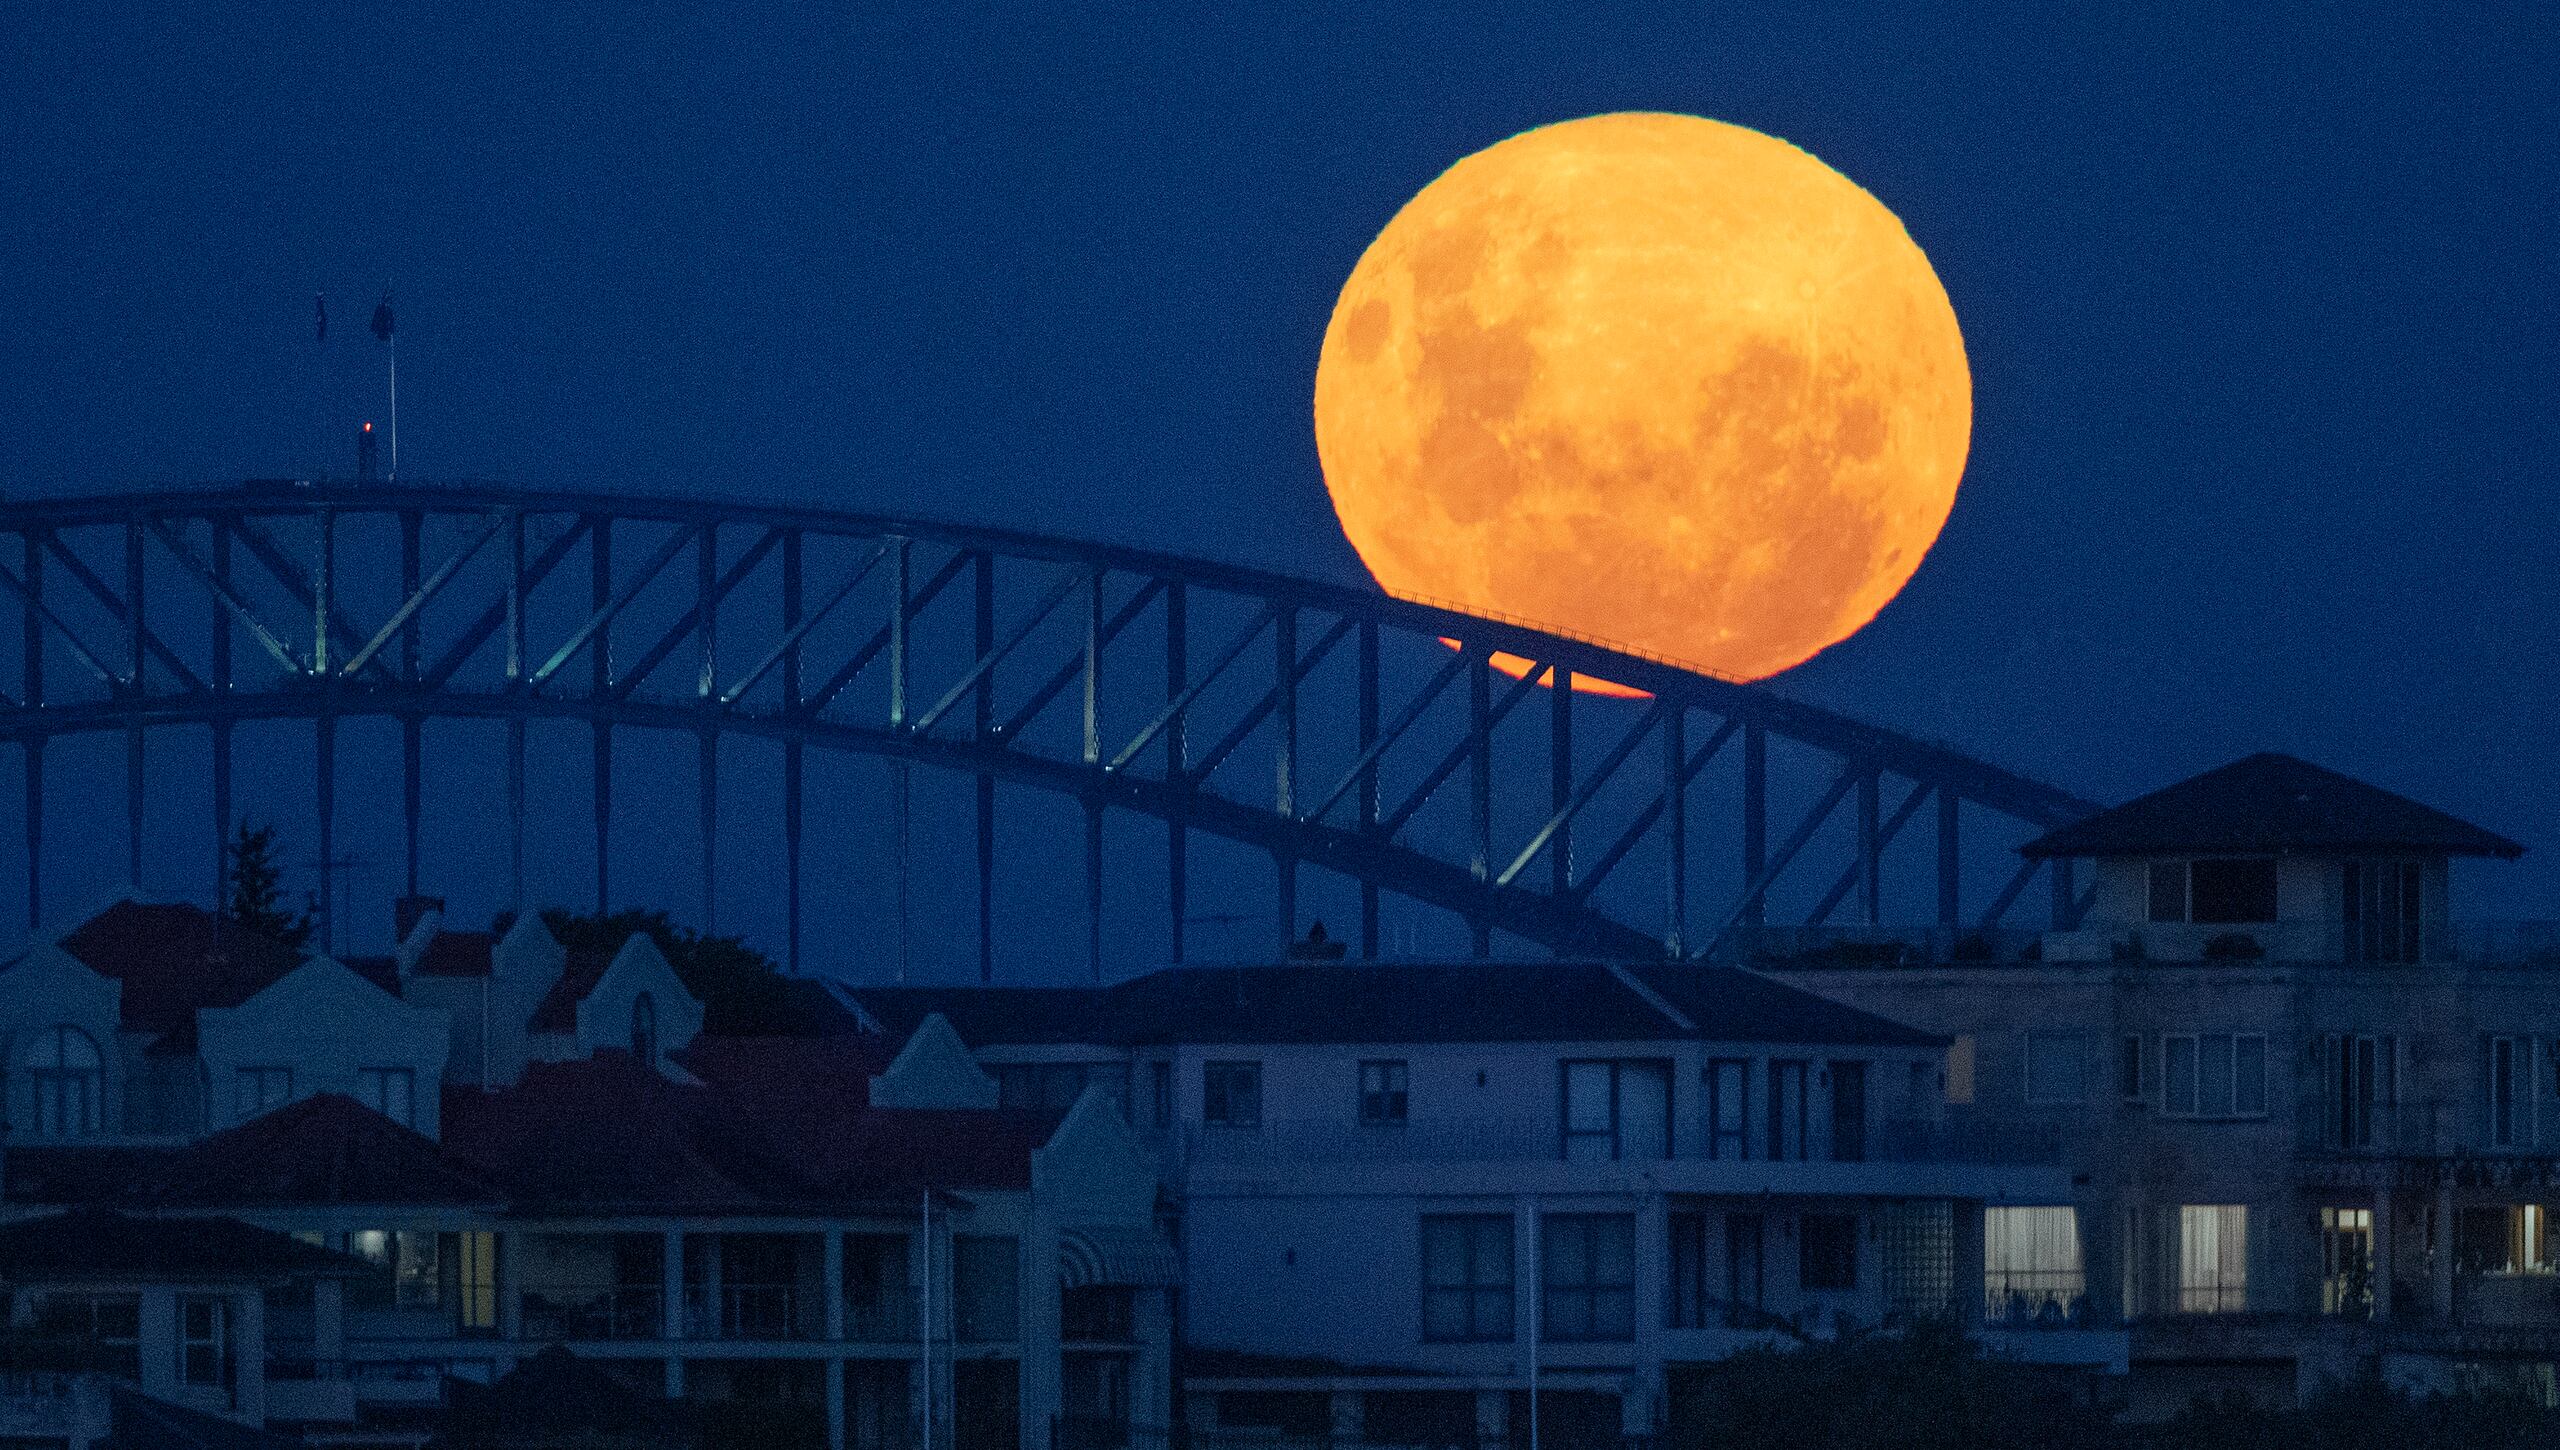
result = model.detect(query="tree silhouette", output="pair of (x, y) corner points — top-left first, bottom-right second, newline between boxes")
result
(225, 822), (312, 950)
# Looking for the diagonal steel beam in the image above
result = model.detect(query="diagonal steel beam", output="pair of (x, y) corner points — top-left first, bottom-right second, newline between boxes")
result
(1496, 697), (1669, 889)
(528, 525), (700, 689)
(1185, 615), (1352, 786)
(798, 550), (970, 718)
(41, 534), (205, 692)
(339, 511), (506, 679)
(722, 541), (888, 707)
(1570, 716), (1738, 904)
(1979, 855), (2043, 928)
(1378, 659), (1551, 839)
(422, 516), (590, 690)
(608, 528), (781, 702)
(228, 513), (395, 683)
(1302, 643), (1474, 826)
(910, 567), (1083, 736)
(1699, 762), (1864, 959)
(0, 556), (123, 688)
(143, 519), (304, 677)
(1806, 780), (1933, 926)
(994, 579), (1162, 742)
(1106, 602), (1277, 774)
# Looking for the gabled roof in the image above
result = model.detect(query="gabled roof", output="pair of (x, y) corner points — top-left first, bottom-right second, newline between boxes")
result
(850, 960), (1939, 1050)
(104, 1383), (309, 1449)
(2020, 752), (2525, 860)
(441, 1053), (771, 1213)
(413, 928), (496, 977)
(6, 1146), (184, 1207)
(153, 1095), (505, 1208)
(525, 948), (617, 1033)
(0, 1208), (360, 1283)
(48, 901), (302, 1035)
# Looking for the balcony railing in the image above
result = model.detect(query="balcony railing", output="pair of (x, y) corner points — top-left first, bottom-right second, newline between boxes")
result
(1169, 1116), (2059, 1168)
(520, 1285), (665, 1341)
(2295, 1097), (2560, 1157)
(1984, 1273), (2089, 1328)
(686, 1284), (813, 1341)
(1732, 920), (2560, 968)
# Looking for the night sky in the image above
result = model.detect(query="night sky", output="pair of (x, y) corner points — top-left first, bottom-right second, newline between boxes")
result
(1, 5), (2554, 964)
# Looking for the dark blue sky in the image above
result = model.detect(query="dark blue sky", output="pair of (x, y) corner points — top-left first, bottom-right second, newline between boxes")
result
(2, 4), (2555, 953)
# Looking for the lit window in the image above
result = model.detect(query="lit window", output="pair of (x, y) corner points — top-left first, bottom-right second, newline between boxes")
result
(2320, 1208), (2373, 1317)
(358, 1067), (415, 1127)
(24, 1024), (103, 1138)
(1986, 1207), (2083, 1325)
(454, 1231), (499, 1333)
(1359, 1061), (1409, 1125)
(2178, 1205), (2248, 1313)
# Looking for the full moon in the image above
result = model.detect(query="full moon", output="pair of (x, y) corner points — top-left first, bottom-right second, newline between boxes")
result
(1314, 113), (1971, 686)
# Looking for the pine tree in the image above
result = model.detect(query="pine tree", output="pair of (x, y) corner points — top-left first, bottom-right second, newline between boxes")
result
(225, 822), (312, 950)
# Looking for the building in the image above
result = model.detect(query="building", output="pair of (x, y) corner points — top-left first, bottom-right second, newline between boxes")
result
(842, 959), (2115, 1444)
(1755, 752), (2560, 1414)
(0, 900), (1178, 1450)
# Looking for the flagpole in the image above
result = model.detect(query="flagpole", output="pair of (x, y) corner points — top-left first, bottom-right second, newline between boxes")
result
(388, 333), (398, 482)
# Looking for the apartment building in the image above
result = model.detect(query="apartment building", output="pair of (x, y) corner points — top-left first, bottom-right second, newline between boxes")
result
(0, 899), (1177, 1450)
(844, 959), (2111, 1445)
(1757, 752), (2560, 1414)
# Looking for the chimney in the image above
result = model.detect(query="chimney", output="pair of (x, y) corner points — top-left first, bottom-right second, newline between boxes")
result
(395, 895), (445, 944)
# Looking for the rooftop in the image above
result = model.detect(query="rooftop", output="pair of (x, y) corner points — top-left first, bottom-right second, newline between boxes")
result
(0, 1208), (360, 1284)
(2020, 752), (2524, 861)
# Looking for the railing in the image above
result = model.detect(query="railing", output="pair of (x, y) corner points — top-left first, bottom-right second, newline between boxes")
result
(520, 1285), (665, 1341)
(687, 1284), (812, 1340)
(1728, 925), (2047, 969)
(265, 1355), (347, 1381)
(2453, 1273), (2560, 1327)
(1739, 919), (2560, 969)
(1984, 1274), (2089, 1328)
(1877, 1118), (2065, 1167)
(846, 1295), (920, 1341)
(1181, 1118), (1545, 1165)
(2294, 1097), (2560, 1157)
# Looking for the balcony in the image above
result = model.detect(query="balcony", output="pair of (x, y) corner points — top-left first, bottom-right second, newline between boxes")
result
(264, 1358), (357, 1423)
(685, 1283), (816, 1341)
(1170, 1116), (2059, 1169)
(520, 1284), (666, 1342)
(2296, 1097), (2560, 1159)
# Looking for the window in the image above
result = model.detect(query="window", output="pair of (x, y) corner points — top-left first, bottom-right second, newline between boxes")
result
(1202, 1062), (1261, 1128)
(630, 992), (658, 1069)
(1540, 1214), (1634, 1341)
(1767, 1060), (1809, 1162)
(1561, 1060), (1670, 1161)
(23, 1024), (103, 1137)
(396, 1231), (440, 1308)
(1985, 1207), (2083, 1325)
(1421, 1214), (1513, 1342)
(2120, 1035), (2147, 1103)
(953, 1235), (1020, 1342)
(2147, 861), (2188, 924)
(2189, 858), (2278, 924)
(2025, 1032), (2086, 1105)
(2486, 1035), (2528, 1148)
(1149, 1061), (1172, 1129)
(1878, 1201), (1954, 1322)
(2322, 1035), (2397, 1149)
(40, 1294), (138, 1379)
(1707, 1059), (1750, 1160)
(2453, 1204), (2554, 1276)
(1799, 1213), (1859, 1292)
(2162, 1034), (2268, 1119)
(2344, 860), (2425, 963)
(358, 1067), (415, 1127)
(1945, 1037), (1975, 1105)
(2178, 1205), (2248, 1313)
(178, 1295), (232, 1392)
(234, 1066), (292, 1121)
(453, 1231), (499, 1333)
(1667, 1213), (1710, 1329)
(1726, 1213), (1765, 1326)
(1360, 1061), (1409, 1125)
(1061, 1286), (1135, 1342)
(2320, 1208), (2373, 1318)
(997, 1063), (1089, 1112)
(1829, 1060), (1867, 1162)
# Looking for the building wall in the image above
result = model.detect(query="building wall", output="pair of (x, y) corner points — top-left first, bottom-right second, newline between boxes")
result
(196, 959), (452, 1134)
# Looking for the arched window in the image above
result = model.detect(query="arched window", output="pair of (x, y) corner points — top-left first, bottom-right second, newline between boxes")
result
(631, 993), (658, 1070)
(24, 1025), (103, 1138)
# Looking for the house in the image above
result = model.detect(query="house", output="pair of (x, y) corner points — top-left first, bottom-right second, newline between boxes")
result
(0, 899), (1180, 1450)
(842, 957), (2110, 1444)
(1753, 752), (2560, 1414)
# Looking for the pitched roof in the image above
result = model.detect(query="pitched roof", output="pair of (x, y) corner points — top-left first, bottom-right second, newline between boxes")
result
(0, 1208), (360, 1283)
(437, 1346), (697, 1447)
(525, 949), (616, 1033)
(6, 1145), (183, 1207)
(413, 928), (496, 977)
(49, 901), (302, 1035)
(851, 960), (1937, 1049)
(441, 1053), (772, 1213)
(2020, 752), (2525, 860)
(104, 1383), (309, 1449)
(152, 1094), (505, 1208)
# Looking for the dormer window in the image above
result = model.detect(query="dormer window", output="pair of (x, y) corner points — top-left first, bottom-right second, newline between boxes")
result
(24, 1025), (103, 1137)
(2147, 859), (2277, 925)
(631, 993), (658, 1070)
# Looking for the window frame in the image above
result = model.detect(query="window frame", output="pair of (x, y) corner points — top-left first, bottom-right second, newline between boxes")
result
(2119, 1034), (2148, 1104)
(1706, 1058), (1751, 1161)
(233, 1066), (293, 1121)
(1538, 1213), (1636, 1343)
(25, 1024), (104, 1138)
(1201, 1061), (1262, 1129)
(357, 1066), (416, 1127)
(1767, 1060), (1810, 1162)
(1358, 1060), (1409, 1126)
(2159, 1033), (2270, 1120)
(1419, 1213), (1515, 1344)
(177, 1294), (233, 1393)
(1559, 1059), (1671, 1162)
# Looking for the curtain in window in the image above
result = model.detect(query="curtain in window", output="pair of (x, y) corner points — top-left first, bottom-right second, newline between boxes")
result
(1985, 1206), (2083, 1324)
(2178, 1205), (2248, 1313)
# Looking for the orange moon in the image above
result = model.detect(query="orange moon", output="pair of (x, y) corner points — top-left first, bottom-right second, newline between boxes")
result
(1314, 113), (1971, 687)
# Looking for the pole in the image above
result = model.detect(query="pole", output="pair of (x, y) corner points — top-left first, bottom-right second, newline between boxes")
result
(387, 334), (397, 482)
(920, 1189), (934, 1450)
(1527, 1201), (1540, 1450)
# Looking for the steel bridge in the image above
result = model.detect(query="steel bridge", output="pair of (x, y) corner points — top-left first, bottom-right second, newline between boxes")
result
(0, 482), (2098, 978)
